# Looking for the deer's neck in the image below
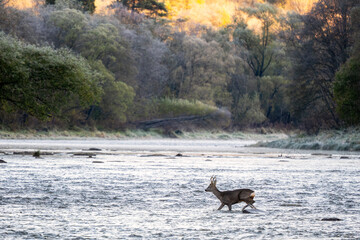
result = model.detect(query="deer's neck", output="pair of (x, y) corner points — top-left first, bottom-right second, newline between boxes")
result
(212, 187), (223, 200)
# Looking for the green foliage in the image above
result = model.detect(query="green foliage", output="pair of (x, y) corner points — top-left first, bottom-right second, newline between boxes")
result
(49, 8), (87, 48)
(46, 0), (96, 13)
(213, 86), (232, 108)
(166, 34), (234, 105)
(0, 32), (100, 120)
(45, 8), (138, 127)
(333, 6), (360, 125)
(47, 9), (137, 87)
(78, 0), (95, 13)
(228, 3), (290, 125)
(76, 22), (137, 86)
(334, 54), (360, 125)
(128, 98), (219, 124)
(118, 0), (168, 17)
(1, 0), (358, 132)
(259, 75), (290, 122)
(232, 93), (266, 127)
(285, 0), (357, 129)
(156, 98), (217, 118)
(88, 61), (135, 127)
(266, 0), (287, 7)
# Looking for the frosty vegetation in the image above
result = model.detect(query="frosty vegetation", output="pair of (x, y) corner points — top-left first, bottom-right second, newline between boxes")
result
(0, 0), (359, 134)
(255, 127), (360, 151)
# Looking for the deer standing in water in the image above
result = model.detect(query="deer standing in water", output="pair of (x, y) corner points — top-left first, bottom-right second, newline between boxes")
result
(205, 176), (256, 212)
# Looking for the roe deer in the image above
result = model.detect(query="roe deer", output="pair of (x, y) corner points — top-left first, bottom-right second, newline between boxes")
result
(205, 176), (256, 211)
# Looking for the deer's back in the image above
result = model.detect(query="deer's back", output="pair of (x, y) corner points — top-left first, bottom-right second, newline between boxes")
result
(221, 188), (254, 203)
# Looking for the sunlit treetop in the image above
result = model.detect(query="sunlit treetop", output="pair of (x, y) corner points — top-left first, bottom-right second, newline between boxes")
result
(7, 0), (319, 27)
(113, 0), (167, 17)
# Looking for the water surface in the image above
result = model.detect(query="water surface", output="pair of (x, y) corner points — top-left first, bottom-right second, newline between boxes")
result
(1, 139), (359, 239)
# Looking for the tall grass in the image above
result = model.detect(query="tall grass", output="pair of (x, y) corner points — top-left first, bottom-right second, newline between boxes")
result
(0, 128), (288, 140)
(155, 98), (218, 118)
(0, 129), (165, 139)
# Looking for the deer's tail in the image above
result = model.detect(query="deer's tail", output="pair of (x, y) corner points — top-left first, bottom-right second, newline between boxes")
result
(250, 192), (255, 198)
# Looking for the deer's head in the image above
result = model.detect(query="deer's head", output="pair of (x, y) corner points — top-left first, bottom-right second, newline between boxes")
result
(205, 176), (217, 192)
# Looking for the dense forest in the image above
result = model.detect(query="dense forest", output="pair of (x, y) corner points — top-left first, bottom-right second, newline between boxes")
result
(0, 0), (359, 133)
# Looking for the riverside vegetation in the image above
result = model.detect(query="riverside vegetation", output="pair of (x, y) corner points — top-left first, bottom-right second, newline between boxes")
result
(0, 0), (359, 140)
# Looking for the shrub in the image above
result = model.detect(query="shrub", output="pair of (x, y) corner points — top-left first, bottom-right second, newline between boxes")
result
(156, 98), (218, 118)
(0, 32), (100, 120)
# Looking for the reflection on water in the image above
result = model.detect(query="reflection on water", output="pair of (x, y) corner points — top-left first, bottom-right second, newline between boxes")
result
(0, 139), (359, 239)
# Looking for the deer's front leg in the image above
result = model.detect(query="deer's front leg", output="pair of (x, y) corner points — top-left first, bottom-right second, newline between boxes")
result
(242, 204), (249, 212)
(218, 203), (225, 210)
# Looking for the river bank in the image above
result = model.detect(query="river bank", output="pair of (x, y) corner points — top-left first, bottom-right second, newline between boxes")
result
(254, 127), (360, 151)
(1, 128), (359, 152)
(0, 128), (287, 141)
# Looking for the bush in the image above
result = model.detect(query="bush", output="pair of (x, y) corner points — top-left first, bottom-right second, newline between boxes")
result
(233, 93), (266, 127)
(156, 98), (218, 118)
(334, 54), (360, 125)
(0, 32), (101, 120)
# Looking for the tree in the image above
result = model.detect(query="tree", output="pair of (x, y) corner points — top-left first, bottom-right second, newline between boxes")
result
(0, 32), (100, 120)
(235, 3), (279, 78)
(266, 0), (287, 7)
(333, 6), (360, 125)
(286, 0), (358, 129)
(116, 0), (168, 17)
(229, 4), (290, 124)
(75, 22), (137, 87)
(0, 0), (8, 7)
(334, 54), (360, 125)
(78, 0), (95, 13)
(166, 33), (234, 106)
(123, 26), (169, 99)
(232, 93), (266, 127)
(48, 8), (87, 48)
(86, 61), (135, 128)
(259, 75), (290, 123)
(45, 10), (139, 125)
(287, 0), (319, 14)
(45, 0), (96, 14)
(46, 10), (138, 87)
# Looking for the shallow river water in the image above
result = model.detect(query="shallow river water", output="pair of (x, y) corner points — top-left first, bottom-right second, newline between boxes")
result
(0, 139), (359, 239)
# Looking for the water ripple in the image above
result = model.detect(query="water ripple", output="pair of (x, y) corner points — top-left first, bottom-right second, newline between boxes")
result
(0, 140), (359, 239)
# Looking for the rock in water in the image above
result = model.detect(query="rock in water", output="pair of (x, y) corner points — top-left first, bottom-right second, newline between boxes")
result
(33, 151), (41, 158)
(321, 218), (342, 221)
(92, 161), (104, 163)
(88, 148), (102, 151)
(0, 159), (7, 163)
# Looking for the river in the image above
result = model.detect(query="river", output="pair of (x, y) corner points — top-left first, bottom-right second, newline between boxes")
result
(0, 139), (359, 239)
